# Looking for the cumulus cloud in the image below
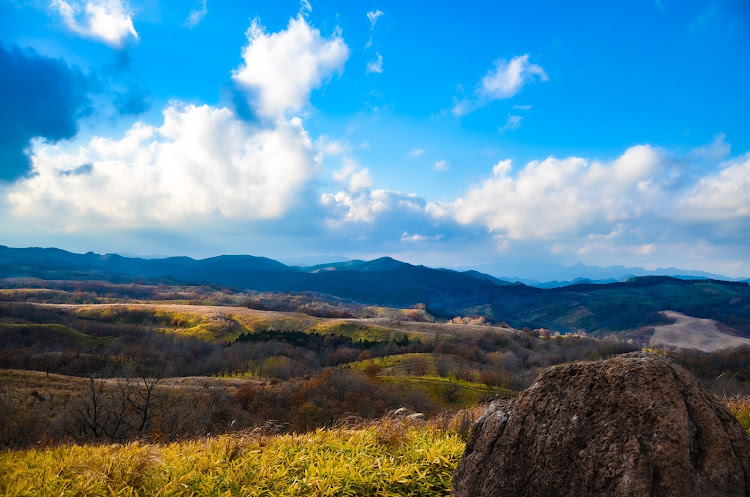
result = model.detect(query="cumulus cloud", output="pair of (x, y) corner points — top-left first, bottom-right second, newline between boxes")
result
(319, 154), (442, 245)
(0, 44), (91, 181)
(452, 54), (547, 117)
(318, 152), (454, 247)
(184, 0), (208, 28)
(418, 141), (750, 270)
(321, 140), (748, 265)
(427, 145), (665, 239)
(232, 15), (349, 118)
(480, 54), (547, 99)
(322, 154), (422, 225)
(320, 189), (424, 224)
(7, 102), (319, 228)
(332, 159), (372, 192)
(680, 153), (750, 220)
(51, 0), (138, 47)
(366, 52), (383, 74)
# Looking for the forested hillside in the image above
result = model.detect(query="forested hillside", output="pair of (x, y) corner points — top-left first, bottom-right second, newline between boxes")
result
(2, 246), (750, 336)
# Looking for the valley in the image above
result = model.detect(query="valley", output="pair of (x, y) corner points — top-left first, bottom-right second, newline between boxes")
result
(1, 256), (748, 495)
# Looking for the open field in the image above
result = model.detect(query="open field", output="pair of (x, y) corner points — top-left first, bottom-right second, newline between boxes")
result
(650, 311), (750, 352)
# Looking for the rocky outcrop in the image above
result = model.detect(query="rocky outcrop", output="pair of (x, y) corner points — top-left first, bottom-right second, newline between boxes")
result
(452, 352), (750, 497)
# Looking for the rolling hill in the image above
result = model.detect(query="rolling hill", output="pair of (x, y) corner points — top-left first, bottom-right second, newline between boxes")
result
(2, 245), (750, 339)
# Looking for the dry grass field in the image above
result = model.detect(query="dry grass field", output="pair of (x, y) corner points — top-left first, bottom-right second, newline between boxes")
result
(650, 311), (750, 352)
(0, 409), (481, 497)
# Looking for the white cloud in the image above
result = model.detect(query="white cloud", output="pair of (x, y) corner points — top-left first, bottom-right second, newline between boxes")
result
(51, 0), (138, 47)
(427, 145), (665, 239)
(332, 159), (372, 192)
(367, 10), (384, 29)
(300, 0), (312, 13)
(321, 189), (423, 224)
(8, 102), (319, 227)
(492, 159), (512, 176)
(480, 54), (547, 99)
(401, 232), (443, 242)
(680, 153), (750, 219)
(315, 136), (349, 161)
(433, 160), (450, 171)
(499, 114), (523, 133)
(513, 104), (532, 111)
(452, 54), (547, 116)
(232, 15), (349, 118)
(184, 0), (208, 28)
(407, 148), (425, 157)
(401, 232), (426, 242)
(347, 168), (373, 192)
(634, 243), (655, 255)
(689, 133), (731, 163)
(366, 52), (383, 74)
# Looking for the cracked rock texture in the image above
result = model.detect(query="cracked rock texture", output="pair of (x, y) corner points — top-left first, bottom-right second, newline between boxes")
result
(452, 352), (750, 497)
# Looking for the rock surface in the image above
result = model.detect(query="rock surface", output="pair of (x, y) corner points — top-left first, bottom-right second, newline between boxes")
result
(452, 352), (750, 497)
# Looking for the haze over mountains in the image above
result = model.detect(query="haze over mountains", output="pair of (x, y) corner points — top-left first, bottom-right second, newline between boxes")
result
(2, 245), (750, 340)
(1, 244), (745, 289)
(459, 261), (748, 288)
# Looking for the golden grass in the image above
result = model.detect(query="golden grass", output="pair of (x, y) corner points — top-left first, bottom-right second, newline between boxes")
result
(725, 396), (750, 436)
(0, 410), (480, 497)
(1, 385), (748, 497)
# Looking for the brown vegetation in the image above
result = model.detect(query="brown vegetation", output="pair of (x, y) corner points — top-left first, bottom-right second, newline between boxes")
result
(2, 280), (748, 451)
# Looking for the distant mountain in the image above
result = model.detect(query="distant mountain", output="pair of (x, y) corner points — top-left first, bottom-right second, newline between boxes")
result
(532, 278), (620, 289)
(2, 245), (749, 339)
(115, 252), (172, 259)
(278, 255), (350, 266)
(489, 276), (750, 337)
(461, 261), (742, 286)
(0, 246), (291, 283)
(302, 257), (410, 273)
(0, 246), (500, 310)
(462, 270), (515, 286)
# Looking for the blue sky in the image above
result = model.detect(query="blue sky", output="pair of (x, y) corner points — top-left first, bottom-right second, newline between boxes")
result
(1, 0), (749, 277)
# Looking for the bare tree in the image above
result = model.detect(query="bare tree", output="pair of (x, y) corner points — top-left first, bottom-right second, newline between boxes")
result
(66, 376), (108, 440)
(126, 374), (166, 434)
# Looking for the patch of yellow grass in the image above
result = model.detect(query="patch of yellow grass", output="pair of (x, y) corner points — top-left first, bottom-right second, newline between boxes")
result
(0, 413), (475, 496)
(725, 396), (750, 436)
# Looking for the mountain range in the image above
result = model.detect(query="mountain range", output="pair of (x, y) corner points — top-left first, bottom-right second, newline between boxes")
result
(457, 261), (747, 287)
(1, 245), (749, 338)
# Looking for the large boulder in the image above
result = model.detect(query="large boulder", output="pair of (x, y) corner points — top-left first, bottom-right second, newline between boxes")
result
(452, 352), (750, 497)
